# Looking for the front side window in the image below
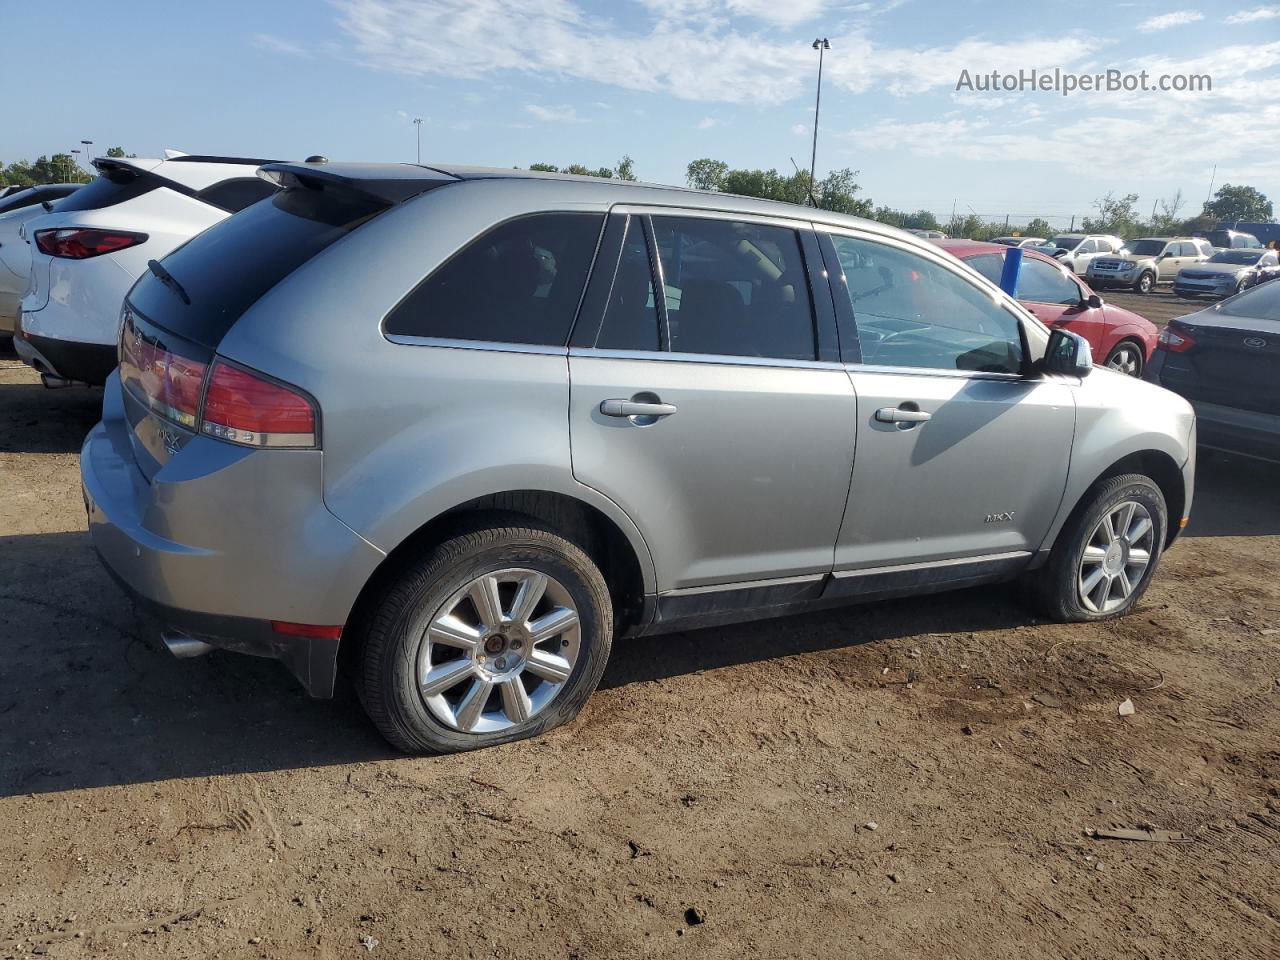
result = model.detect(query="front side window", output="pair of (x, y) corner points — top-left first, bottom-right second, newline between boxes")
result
(385, 213), (604, 346)
(1017, 258), (1082, 305)
(650, 216), (816, 361)
(829, 234), (1024, 374)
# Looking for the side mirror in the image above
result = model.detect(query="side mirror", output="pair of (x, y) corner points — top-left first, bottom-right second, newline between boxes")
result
(1043, 329), (1093, 377)
(1085, 293), (1103, 309)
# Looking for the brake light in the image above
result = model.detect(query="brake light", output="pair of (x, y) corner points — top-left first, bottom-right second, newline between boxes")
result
(201, 360), (317, 448)
(119, 313), (207, 428)
(35, 228), (148, 259)
(1158, 324), (1196, 353)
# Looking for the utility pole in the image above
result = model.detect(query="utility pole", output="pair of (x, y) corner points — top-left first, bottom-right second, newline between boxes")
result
(809, 38), (830, 203)
(413, 118), (424, 164)
(1204, 163), (1217, 206)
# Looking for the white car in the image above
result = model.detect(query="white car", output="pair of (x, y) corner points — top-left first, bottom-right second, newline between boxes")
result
(1037, 234), (1126, 276)
(0, 184), (80, 336)
(15, 152), (277, 384)
(992, 236), (1047, 249)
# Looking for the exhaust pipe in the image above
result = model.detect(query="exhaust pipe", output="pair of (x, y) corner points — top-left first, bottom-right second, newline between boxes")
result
(160, 631), (215, 659)
(40, 373), (73, 389)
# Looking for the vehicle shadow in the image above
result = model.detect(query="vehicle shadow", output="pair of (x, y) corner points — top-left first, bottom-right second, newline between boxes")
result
(0, 361), (102, 454)
(1183, 452), (1280, 537)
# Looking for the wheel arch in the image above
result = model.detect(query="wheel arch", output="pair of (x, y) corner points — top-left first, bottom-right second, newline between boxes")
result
(1046, 449), (1186, 556)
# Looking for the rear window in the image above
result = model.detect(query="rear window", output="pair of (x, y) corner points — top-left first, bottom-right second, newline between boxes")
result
(196, 177), (278, 213)
(56, 169), (160, 213)
(127, 184), (387, 347)
(0, 186), (75, 214)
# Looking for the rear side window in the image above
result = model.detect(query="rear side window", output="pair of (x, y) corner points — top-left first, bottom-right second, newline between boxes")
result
(128, 184), (388, 348)
(197, 178), (278, 213)
(596, 217), (659, 351)
(55, 169), (160, 213)
(385, 213), (604, 346)
(651, 215), (816, 361)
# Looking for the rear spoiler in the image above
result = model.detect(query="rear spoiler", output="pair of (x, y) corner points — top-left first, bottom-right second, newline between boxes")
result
(256, 162), (458, 205)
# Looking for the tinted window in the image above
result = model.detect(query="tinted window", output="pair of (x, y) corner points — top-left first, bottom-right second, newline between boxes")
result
(1220, 280), (1280, 321)
(596, 217), (659, 351)
(197, 178), (278, 213)
(1017, 258), (1081, 305)
(385, 213), (603, 346)
(0, 185), (77, 214)
(128, 184), (390, 348)
(56, 169), (160, 213)
(830, 234), (1024, 374)
(1049, 237), (1081, 250)
(651, 216), (815, 361)
(966, 253), (1005, 286)
(1127, 240), (1165, 257)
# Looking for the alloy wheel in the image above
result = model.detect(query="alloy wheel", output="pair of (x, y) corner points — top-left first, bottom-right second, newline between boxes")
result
(1106, 344), (1142, 377)
(414, 568), (581, 733)
(1077, 500), (1154, 614)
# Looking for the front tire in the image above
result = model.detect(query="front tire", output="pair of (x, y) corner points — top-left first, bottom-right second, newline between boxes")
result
(1031, 474), (1167, 623)
(1133, 271), (1155, 294)
(1103, 341), (1144, 377)
(356, 522), (613, 754)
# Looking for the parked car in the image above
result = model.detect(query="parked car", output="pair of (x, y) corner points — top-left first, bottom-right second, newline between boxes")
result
(82, 162), (1196, 753)
(937, 240), (1158, 376)
(1202, 228), (1262, 251)
(1209, 223), (1280, 249)
(1037, 234), (1126, 276)
(992, 236), (1047, 249)
(14, 153), (277, 385)
(0, 185), (82, 338)
(908, 228), (947, 239)
(1174, 249), (1280, 299)
(1146, 280), (1279, 463)
(1086, 237), (1213, 294)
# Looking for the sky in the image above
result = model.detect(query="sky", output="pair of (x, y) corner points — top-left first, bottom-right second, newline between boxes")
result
(3, 0), (1277, 227)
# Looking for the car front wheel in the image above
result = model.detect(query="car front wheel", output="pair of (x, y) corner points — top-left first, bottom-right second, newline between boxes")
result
(356, 520), (613, 753)
(1103, 341), (1144, 377)
(1133, 272), (1155, 294)
(1031, 474), (1167, 623)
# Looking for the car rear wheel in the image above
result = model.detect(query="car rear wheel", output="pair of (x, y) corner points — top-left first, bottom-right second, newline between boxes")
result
(356, 520), (613, 753)
(1133, 272), (1155, 294)
(1103, 341), (1144, 377)
(1030, 474), (1167, 623)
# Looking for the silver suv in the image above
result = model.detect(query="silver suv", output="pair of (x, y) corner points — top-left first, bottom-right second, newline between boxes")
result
(82, 162), (1197, 753)
(1087, 237), (1213, 294)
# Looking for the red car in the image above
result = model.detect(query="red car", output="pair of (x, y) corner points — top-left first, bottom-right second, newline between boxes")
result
(933, 240), (1159, 377)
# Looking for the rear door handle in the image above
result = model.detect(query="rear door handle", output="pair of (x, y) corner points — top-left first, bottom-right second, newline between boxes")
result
(600, 399), (678, 418)
(875, 406), (932, 424)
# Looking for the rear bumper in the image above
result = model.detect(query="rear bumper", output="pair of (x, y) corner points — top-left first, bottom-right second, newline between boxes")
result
(14, 323), (117, 383)
(1191, 400), (1280, 464)
(80, 372), (387, 696)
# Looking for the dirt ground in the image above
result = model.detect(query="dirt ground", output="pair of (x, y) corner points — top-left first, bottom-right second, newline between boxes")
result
(2, 330), (1278, 960)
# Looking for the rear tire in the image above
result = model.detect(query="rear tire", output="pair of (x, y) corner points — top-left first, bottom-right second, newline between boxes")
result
(1031, 474), (1167, 623)
(356, 521), (613, 754)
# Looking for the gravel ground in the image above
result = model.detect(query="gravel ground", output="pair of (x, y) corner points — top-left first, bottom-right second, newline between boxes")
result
(2, 351), (1278, 960)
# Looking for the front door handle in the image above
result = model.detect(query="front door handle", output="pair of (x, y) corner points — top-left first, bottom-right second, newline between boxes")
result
(600, 399), (678, 418)
(875, 405), (932, 424)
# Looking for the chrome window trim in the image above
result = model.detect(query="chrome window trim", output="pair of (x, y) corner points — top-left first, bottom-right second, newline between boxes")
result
(384, 334), (568, 356)
(843, 362), (1024, 383)
(568, 346), (845, 371)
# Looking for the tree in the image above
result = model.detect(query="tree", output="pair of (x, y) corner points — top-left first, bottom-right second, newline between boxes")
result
(1149, 189), (1185, 233)
(527, 161), (617, 179)
(529, 162), (559, 172)
(615, 155), (637, 182)
(1081, 191), (1140, 236)
(1023, 218), (1053, 239)
(817, 168), (873, 217)
(0, 154), (92, 187)
(106, 146), (131, 158)
(1203, 184), (1273, 223)
(685, 158), (728, 192)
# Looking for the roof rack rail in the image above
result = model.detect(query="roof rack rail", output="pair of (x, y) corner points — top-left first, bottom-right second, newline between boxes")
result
(166, 155), (281, 165)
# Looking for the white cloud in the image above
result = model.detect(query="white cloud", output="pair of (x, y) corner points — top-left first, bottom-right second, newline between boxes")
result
(251, 32), (311, 57)
(696, 116), (720, 129)
(332, 0), (1098, 105)
(524, 103), (585, 122)
(1140, 10), (1204, 31)
(1226, 6), (1280, 23)
(790, 123), (807, 135)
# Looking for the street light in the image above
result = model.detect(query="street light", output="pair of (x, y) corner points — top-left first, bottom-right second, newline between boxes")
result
(413, 117), (424, 164)
(70, 149), (81, 180)
(809, 37), (830, 205)
(81, 139), (94, 164)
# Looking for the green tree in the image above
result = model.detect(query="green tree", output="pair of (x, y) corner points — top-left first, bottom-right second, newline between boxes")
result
(817, 168), (873, 217)
(1081, 192), (1140, 236)
(1203, 184), (1273, 223)
(528, 162), (559, 172)
(105, 146), (135, 158)
(1023, 217), (1053, 239)
(615, 155), (637, 181)
(685, 158), (728, 192)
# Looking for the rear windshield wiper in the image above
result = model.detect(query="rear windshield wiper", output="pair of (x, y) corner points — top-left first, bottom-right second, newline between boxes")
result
(41, 200), (54, 212)
(147, 259), (191, 305)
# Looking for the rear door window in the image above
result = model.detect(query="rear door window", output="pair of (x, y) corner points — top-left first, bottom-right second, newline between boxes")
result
(596, 217), (659, 351)
(385, 213), (604, 347)
(650, 215), (817, 361)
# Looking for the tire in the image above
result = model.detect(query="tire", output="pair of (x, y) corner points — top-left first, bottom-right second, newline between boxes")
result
(1103, 340), (1144, 378)
(356, 520), (613, 754)
(1233, 278), (1248, 297)
(1133, 272), (1155, 294)
(1031, 474), (1167, 623)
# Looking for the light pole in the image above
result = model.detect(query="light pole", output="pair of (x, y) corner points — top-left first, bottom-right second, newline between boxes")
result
(70, 149), (82, 180)
(413, 117), (424, 164)
(81, 139), (94, 165)
(809, 37), (830, 204)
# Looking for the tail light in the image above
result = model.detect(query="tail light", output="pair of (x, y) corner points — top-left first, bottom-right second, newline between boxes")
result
(202, 361), (317, 448)
(120, 310), (318, 448)
(1158, 323), (1196, 353)
(35, 228), (148, 259)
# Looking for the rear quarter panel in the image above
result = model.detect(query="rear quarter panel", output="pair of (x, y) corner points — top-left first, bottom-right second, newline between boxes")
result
(214, 179), (658, 593)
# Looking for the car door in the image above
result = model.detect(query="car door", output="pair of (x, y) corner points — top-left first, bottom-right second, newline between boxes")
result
(1157, 242), (1181, 280)
(1070, 238), (1097, 275)
(819, 230), (1075, 584)
(568, 210), (855, 598)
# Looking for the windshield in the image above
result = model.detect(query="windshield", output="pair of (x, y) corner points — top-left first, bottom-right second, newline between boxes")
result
(1209, 251), (1261, 265)
(1219, 280), (1280, 321)
(1047, 237), (1080, 250)
(1126, 240), (1166, 257)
